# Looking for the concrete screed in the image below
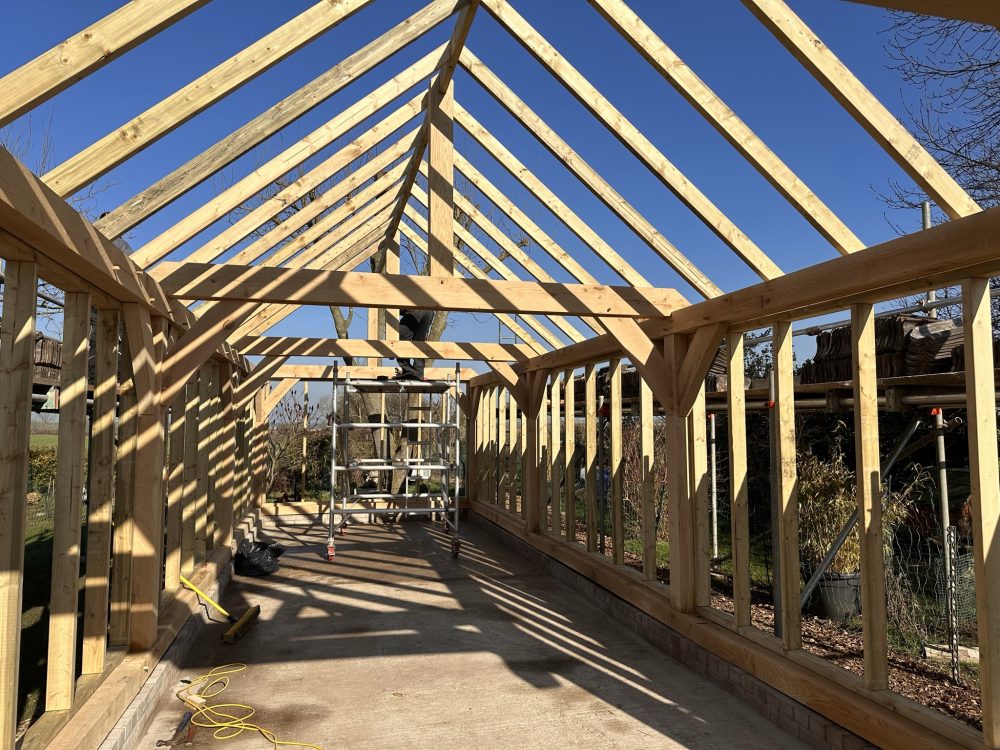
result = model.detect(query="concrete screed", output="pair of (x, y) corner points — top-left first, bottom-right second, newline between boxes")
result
(136, 517), (806, 749)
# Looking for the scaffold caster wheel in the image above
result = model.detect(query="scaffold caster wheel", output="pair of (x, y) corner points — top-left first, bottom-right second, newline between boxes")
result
(385, 513), (398, 525)
(451, 539), (461, 559)
(327, 545), (336, 561)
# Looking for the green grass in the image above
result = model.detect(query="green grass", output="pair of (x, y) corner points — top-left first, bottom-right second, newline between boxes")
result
(29, 433), (57, 449)
(623, 537), (669, 567)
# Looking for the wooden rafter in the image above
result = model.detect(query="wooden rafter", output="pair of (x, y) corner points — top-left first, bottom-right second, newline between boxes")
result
(238, 337), (534, 361)
(94, 0), (466, 238)
(132, 86), (426, 269)
(207, 138), (414, 272)
(479, 0), (776, 286)
(0, 0), (211, 128)
(743, 0), (981, 219)
(240, 134), (412, 262)
(401, 204), (570, 348)
(589, 0), (864, 255)
(454, 151), (649, 287)
(415, 167), (602, 335)
(44, 0), (377, 198)
(458, 52), (752, 290)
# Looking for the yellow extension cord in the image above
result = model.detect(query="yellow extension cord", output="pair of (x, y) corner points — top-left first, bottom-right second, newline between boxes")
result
(176, 663), (323, 750)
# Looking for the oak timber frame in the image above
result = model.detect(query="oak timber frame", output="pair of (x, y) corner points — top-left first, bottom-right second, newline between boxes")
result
(0, 0), (998, 749)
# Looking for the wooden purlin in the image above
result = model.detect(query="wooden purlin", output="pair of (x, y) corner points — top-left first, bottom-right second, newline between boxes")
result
(94, 0), (466, 239)
(399, 208), (566, 350)
(478, 0), (776, 286)
(382, 0), (482, 247)
(131, 84), (427, 269)
(42, 0), (377, 198)
(0, 0), (210, 128)
(589, 0), (863, 255)
(239, 337), (534, 361)
(457, 52), (746, 292)
(454, 152), (649, 288)
(743, 0), (981, 220)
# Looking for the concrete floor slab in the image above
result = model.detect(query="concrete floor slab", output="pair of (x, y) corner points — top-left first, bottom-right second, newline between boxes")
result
(135, 519), (806, 749)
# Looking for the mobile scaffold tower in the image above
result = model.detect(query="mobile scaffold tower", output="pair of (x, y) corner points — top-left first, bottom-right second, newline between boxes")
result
(327, 363), (462, 561)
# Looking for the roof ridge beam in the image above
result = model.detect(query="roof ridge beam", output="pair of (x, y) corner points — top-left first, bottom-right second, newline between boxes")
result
(589, 0), (863, 255)
(382, 0), (482, 247)
(44, 0), (377, 197)
(742, 0), (981, 219)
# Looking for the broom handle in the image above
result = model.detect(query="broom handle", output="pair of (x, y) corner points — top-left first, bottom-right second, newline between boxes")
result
(179, 574), (231, 619)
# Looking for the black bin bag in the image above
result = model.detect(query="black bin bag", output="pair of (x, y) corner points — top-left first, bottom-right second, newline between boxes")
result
(234, 538), (286, 577)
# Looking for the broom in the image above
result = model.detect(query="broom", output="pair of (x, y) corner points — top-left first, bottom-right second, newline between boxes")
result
(179, 574), (261, 643)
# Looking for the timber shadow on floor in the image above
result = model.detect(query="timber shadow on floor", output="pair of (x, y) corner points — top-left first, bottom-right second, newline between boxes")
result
(136, 517), (807, 749)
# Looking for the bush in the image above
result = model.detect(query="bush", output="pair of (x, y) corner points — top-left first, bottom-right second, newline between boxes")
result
(798, 441), (920, 574)
(28, 446), (57, 494)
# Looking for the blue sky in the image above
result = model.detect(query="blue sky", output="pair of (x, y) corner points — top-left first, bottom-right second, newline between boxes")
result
(0, 0), (939, 380)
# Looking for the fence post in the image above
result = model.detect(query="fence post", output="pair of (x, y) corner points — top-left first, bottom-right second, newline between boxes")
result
(46, 291), (91, 709)
(0, 260), (38, 748)
(962, 277), (1000, 746)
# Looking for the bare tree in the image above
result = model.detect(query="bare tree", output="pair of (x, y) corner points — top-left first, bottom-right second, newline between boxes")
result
(881, 15), (1000, 329)
(883, 14), (1000, 211)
